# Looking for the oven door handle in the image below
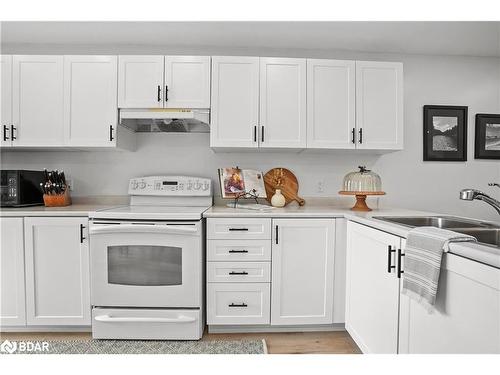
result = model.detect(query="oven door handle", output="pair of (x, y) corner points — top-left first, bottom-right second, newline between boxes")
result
(94, 314), (196, 323)
(89, 224), (199, 235)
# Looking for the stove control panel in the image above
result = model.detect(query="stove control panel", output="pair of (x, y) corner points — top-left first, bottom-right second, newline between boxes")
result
(128, 176), (212, 196)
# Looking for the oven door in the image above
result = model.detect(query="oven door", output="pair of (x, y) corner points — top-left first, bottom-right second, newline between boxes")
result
(90, 220), (202, 308)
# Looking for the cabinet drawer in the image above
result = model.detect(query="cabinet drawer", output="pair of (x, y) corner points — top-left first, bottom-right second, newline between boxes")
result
(207, 218), (271, 239)
(207, 239), (271, 261)
(207, 283), (270, 325)
(207, 262), (271, 283)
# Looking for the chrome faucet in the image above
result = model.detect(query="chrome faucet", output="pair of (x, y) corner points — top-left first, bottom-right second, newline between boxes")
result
(460, 186), (500, 215)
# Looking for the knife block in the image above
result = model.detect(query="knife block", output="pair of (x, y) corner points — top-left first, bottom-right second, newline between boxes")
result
(43, 189), (72, 207)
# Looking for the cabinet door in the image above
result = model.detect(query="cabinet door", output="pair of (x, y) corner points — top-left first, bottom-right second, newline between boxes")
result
(1, 55), (12, 147)
(399, 249), (500, 354)
(12, 55), (65, 146)
(210, 56), (259, 148)
(355, 61), (403, 150)
(345, 221), (401, 353)
(164, 56), (210, 108)
(271, 219), (335, 325)
(260, 58), (307, 148)
(64, 56), (118, 146)
(118, 55), (164, 108)
(307, 59), (356, 149)
(0, 218), (26, 326)
(24, 217), (90, 326)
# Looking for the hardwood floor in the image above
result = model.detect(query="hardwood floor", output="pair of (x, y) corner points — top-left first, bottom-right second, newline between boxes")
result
(0, 330), (360, 354)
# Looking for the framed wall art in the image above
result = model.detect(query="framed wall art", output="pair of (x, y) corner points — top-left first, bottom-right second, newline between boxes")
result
(423, 105), (468, 161)
(475, 113), (500, 159)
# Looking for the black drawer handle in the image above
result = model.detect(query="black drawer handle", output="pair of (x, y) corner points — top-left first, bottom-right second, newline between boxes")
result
(229, 271), (249, 275)
(387, 245), (396, 273)
(358, 128), (363, 144)
(228, 228), (249, 231)
(80, 224), (86, 243)
(165, 85), (169, 102)
(11, 125), (16, 140)
(228, 249), (248, 253)
(351, 127), (355, 144)
(157, 85), (161, 102)
(228, 303), (248, 308)
(397, 248), (405, 278)
(109, 125), (114, 141)
(3, 125), (9, 141)
(253, 126), (257, 142)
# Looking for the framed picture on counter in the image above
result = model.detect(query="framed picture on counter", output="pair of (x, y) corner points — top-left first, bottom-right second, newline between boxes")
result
(475, 114), (500, 159)
(423, 105), (468, 161)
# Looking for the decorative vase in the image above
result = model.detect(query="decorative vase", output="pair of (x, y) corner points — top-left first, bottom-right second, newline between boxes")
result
(271, 189), (286, 207)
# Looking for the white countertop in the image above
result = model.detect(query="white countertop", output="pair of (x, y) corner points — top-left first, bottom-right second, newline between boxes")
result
(204, 201), (500, 269)
(0, 203), (118, 217)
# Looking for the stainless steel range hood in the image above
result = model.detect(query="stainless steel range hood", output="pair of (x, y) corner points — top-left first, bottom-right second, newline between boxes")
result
(119, 109), (210, 133)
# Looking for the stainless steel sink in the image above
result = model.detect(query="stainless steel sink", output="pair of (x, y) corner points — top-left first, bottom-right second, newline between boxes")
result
(452, 228), (500, 247)
(373, 216), (500, 247)
(374, 216), (499, 229)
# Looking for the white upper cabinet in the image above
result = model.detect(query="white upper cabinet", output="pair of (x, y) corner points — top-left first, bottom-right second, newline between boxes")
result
(210, 56), (260, 148)
(259, 58), (307, 148)
(1, 55), (13, 147)
(164, 56), (210, 108)
(24, 217), (91, 326)
(345, 221), (401, 353)
(271, 219), (335, 325)
(355, 61), (403, 150)
(12, 55), (65, 146)
(118, 55), (164, 108)
(307, 59), (356, 149)
(64, 56), (118, 146)
(0, 218), (26, 326)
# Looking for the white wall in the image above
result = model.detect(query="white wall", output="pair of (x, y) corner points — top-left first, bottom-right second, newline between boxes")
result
(1, 45), (499, 222)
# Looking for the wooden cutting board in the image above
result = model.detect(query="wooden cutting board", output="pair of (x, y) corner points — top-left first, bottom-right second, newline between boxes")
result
(264, 168), (305, 206)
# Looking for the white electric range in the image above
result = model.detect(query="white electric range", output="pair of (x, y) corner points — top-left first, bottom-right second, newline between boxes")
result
(88, 176), (212, 340)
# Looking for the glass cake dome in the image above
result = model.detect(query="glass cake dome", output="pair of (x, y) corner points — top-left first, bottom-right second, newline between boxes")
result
(342, 166), (382, 192)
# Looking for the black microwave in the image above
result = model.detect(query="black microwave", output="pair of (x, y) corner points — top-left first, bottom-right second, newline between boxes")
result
(1, 170), (45, 207)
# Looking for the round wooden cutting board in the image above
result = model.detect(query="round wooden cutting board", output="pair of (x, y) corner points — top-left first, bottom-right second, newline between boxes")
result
(264, 168), (305, 206)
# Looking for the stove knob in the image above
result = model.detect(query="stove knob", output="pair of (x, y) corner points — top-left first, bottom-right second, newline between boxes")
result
(131, 181), (139, 190)
(194, 181), (202, 190)
(139, 181), (146, 189)
(203, 182), (210, 191)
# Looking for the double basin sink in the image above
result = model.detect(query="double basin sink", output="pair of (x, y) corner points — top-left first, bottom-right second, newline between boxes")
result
(374, 216), (500, 248)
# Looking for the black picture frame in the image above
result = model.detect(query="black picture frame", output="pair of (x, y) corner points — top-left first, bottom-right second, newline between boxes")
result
(423, 105), (468, 161)
(475, 114), (500, 159)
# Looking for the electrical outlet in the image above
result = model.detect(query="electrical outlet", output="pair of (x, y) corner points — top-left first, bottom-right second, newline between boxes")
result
(66, 179), (74, 191)
(317, 181), (325, 193)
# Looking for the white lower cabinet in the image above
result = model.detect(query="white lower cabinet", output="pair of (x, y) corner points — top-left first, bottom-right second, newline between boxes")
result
(399, 250), (500, 354)
(271, 219), (335, 325)
(206, 217), (336, 329)
(24, 217), (91, 326)
(0, 218), (26, 326)
(345, 221), (402, 353)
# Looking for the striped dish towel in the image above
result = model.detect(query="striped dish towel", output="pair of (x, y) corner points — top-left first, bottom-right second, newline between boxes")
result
(401, 226), (477, 312)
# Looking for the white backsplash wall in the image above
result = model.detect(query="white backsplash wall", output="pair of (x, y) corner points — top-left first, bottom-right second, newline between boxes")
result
(1, 45), (499, 222)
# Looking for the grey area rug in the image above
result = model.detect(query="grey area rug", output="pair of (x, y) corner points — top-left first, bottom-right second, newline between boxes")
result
(4, 339), (267, 354)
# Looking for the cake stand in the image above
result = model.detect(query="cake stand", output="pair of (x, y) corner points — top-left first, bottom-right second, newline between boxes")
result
(338, 191), (386, 212)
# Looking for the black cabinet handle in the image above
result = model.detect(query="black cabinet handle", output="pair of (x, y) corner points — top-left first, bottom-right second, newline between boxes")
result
(228, 249), (249, 253)
(351, 128), (355, 144)
(228, 303), (248, 308)
(11, 125), (16, 140)
(3, 125), (9, 141)
(165, 85), (168, 102)
(229, 271), (249, 275)
(253, 126), (257, 142)
(261, 126), (264, 142)
(275, 225), (279, 245)
(228, 228), (249, 231)
(397, 248), (405, 278)
(387, 245), (396, 273)
(80, 224), (86, 243)
(358, 128), (363, 144)
(157, 85), (161, 102)
(109, 125), (114, 141)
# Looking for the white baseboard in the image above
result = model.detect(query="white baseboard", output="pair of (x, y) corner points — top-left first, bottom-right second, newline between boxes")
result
(1, 326), (91, 333)
(208, 323), (345, 333)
